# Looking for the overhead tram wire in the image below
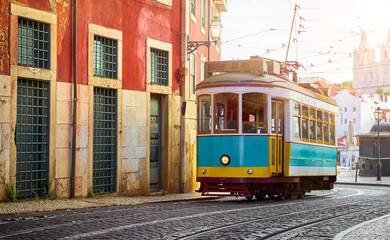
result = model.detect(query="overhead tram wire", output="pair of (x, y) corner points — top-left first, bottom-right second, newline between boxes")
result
(246, 0), (272, 29)
(223, 29), (273, 43)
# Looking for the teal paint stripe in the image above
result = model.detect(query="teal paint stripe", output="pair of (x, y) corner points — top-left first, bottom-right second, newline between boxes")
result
(289, 142), (337, 168)
(197, 136), (269, 167)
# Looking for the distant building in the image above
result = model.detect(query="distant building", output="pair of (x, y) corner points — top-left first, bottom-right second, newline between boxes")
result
(353, 29), (390, 93)
(357, 122), (390, 176)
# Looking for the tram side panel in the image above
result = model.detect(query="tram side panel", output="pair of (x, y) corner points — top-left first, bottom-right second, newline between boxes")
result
(285, 142), (337, 189)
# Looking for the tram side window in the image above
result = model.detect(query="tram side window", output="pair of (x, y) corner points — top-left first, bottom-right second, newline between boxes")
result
(198, 95), (211, 133)
(293, 103), (300, 140)
(323, 112), (329, 144)
(242, 93), (267, 134)
(330, 113), (336, 145)
(301, 106), (309, 141)
(215, 93), (238, 132)
(309, 108), (316, 142)
(316, 110), (323, 143)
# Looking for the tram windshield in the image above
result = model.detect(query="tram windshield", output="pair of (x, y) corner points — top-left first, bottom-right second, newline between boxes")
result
(242, 93), (267, 133)
(214, 93), (238, 132)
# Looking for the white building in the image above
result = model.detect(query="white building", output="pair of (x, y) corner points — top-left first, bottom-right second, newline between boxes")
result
(333, 90), (390, 167)
(333, 90), (390, 138)
(353, 29), (390, 93)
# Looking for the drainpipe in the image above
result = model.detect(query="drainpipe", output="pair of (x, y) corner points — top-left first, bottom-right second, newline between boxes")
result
(71, 0), (78, 198)
(180, 0), (188, 193)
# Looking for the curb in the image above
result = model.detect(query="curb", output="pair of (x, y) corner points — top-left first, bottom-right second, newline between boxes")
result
(147, 196), (221, 204)
(335, 182), (390, 187)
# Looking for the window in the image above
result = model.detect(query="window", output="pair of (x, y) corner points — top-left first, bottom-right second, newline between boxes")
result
(191, 0), (196, 18)
(309, 108), (315, 142)
(200, 57), (205, 82)
(198, 95), (211, 133)
(353, 118), (356, 123)
(151, 48), (169, 86)
(242, 93), (267, 134)
(316, 110), (323, 143)
(94, 35), (118, 79)
(344, 119), (347, 124)
(18, 17), (50, 69)
(209, 3), (214, 40)
(293, 103), (301, 140)
(215, 93), (238, 133)
(323, 112), (329, 144)
(190, 53), (196, 94)
(201, 0), (206, 30)
(344, 107), (347, 112)
(330, 114), (335, 145)
(353, 107), (356, 112)
(302, 105), (309, 141)
(88, 24), (123, 89)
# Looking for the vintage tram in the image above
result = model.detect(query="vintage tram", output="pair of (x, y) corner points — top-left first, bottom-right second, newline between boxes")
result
(196, 58), (338, 200)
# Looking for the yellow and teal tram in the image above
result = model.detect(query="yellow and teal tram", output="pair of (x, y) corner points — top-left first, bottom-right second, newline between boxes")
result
(196, 58), (338, 200)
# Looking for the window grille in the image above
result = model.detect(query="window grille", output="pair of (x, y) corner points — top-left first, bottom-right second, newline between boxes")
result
(16, 79), (50, 199)
(93, 35), (118, 79)
(93, 87), (117, 193)
(150, 48), (169, 86)
(18, 17), (50, 69)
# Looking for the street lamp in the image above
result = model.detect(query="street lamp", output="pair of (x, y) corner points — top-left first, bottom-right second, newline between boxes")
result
(374, 107), (383, 180)
(187, 16), (222, 54)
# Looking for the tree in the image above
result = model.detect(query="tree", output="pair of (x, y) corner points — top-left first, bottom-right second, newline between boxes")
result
(384, 91), (390, 96)
(376, 88), (384, 95)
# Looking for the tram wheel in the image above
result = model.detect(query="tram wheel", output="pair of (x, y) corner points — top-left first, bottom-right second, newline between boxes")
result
(255, 194), (265, 200)
(298, 192), (306, 199)
(246, 195), (253, 201)
(279, 193), (288, 201)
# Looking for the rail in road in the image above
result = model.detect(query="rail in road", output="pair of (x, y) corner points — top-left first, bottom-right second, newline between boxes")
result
(0, 187), (389, 239)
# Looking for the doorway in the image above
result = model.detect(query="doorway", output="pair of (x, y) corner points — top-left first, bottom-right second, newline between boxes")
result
(270, 99), (284, 175)
(150, 95), (162, 191)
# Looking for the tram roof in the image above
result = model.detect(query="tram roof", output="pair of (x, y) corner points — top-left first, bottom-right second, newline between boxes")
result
(196, 72), (338, 107)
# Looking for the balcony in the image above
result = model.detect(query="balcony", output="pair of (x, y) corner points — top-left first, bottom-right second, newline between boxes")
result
(214, 0), (227, 12)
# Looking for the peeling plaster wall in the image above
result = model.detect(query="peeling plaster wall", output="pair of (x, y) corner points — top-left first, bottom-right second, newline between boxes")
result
(0, 1), (10, 75)
(0, 0), (189, 200)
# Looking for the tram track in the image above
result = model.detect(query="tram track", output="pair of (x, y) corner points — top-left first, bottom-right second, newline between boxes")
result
(0, 188), (369, 239)
(177, 200), (373, 240)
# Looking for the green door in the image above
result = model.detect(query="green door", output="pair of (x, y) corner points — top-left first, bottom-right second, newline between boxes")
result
(93, 87), (117, 193)
(16, 79), (50, 199)
(150, 95), (162, 191)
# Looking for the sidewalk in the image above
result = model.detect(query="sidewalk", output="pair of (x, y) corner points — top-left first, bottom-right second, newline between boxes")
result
(336, 166), (390, 186)
(0, 192), (207, 216)
(1, 168), (389, 216)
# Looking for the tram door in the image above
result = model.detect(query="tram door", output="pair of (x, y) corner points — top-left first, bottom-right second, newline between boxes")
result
(270, 100), (284, 175)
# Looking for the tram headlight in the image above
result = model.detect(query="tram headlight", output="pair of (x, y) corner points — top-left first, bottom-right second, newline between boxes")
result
(202, 169), (207, 174)
(220, 155), (230, 166)
(247, 169), (253, 175)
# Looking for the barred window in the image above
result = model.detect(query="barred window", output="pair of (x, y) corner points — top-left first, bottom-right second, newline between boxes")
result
(93, 35), (118, 79)
(18, 17), (50, 69)
(150, 48), (169, 86)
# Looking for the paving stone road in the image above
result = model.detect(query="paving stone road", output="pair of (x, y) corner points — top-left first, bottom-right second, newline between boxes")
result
(1, 185), (389, 240)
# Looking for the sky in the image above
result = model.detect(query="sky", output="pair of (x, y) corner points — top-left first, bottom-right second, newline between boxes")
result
(220, 0), (390, 84)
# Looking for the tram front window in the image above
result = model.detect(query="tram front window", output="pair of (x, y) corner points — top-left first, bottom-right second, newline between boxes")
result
(215, 93), (238, 132)
(242, 93), (267, 134)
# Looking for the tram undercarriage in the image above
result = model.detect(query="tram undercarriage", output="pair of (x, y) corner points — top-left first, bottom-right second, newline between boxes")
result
(198, 176), (336, 200)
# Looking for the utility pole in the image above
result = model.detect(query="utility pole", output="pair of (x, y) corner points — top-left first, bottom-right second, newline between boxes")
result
(286, 4), (298, 62)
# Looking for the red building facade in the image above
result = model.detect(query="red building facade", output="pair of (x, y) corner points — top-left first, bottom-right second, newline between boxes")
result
(0, 0), (227, 199)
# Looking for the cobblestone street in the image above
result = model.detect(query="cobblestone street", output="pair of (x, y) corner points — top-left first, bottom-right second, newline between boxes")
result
(1, 185), (389, 239)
